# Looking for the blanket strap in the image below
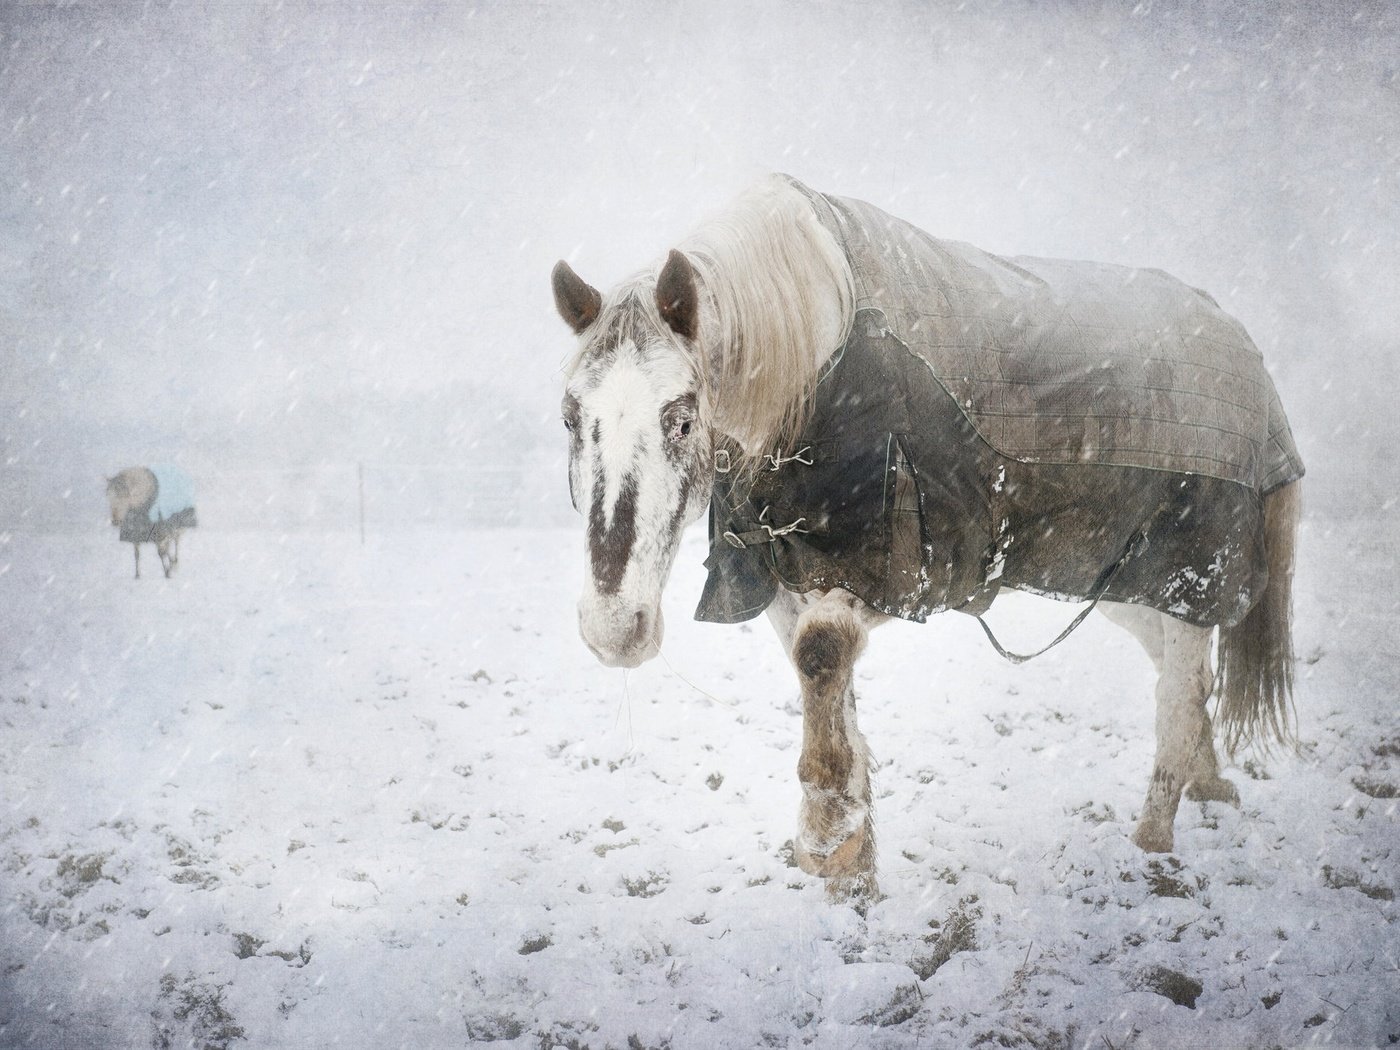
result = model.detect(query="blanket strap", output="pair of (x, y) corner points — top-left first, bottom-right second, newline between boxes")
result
(974, 509), (1162, 665)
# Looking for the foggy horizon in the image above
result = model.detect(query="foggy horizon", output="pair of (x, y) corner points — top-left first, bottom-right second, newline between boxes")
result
(2, 0), (1397, 530)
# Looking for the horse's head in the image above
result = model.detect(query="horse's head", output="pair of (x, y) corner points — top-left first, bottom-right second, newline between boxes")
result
(553, 250), (714, 668)
(552, 178), (856, 667)
(105, 475), (130, 526)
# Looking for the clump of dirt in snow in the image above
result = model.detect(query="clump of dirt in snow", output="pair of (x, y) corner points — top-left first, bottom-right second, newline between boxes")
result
(911, 894), (981, 980)
(1132, 964), (1204, 1008)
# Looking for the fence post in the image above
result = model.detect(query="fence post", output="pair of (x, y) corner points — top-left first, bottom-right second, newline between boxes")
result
(358, 462), (365, 544)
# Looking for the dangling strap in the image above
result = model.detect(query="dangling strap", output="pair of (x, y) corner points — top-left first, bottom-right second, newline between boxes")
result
(975, 514), (1160, 665)
(976, 593), (1108, 665)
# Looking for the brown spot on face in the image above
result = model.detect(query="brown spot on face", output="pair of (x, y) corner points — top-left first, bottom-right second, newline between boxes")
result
(588, 471), (638, 596)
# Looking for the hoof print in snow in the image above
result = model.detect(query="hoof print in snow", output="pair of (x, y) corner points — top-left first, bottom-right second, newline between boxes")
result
(518, 933), (551, 955)
(1242, 758), (1272, 781)
(263, 942), (313, 967)
(232, 932), (265, 959)
(1321, 864), (1394, 901)
(621, 872), (668, 898)
(54, 851), (116, 898)
(860, 983), (921, 1027)
(1351, 775), (1398, 799)
(164, 834), (219, 889)
(151, 972), (246, 1050)
(464, 1013), (525, 1042)
(1069, 800), (1117, 825)
(540, 1021), (601, 1047)
(1133, 964), (1202, 1009)
(1144, 857), (1202, 899)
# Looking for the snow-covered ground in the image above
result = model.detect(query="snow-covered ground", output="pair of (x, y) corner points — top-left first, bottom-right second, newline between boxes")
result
(1, 516), (1395, 1049)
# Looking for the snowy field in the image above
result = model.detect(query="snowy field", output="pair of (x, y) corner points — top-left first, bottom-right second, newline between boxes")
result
(1, 515), (1396, 1049)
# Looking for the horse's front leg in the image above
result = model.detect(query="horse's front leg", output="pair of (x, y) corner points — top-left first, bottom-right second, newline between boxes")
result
(132, 543), (141, 579)
(769, 589), (880, 901)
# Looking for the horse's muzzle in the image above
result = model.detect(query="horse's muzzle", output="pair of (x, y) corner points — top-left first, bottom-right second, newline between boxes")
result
(578, 601), (664, 668)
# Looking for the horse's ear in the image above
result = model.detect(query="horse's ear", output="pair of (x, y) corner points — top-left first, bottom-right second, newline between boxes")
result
(552, 260), (602, 334)
(656, 249), (698, 340)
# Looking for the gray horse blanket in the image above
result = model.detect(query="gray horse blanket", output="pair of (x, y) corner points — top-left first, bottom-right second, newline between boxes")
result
(118, 464), (198, 543)
(697, 179), (1304, 630)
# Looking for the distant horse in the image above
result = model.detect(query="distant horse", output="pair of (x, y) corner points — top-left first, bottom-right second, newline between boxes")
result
(552, 176), (1304, 901)
(106, 465), (197, 579)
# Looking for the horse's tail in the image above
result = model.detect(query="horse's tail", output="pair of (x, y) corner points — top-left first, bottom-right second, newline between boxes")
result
(1216, 480), (1302, 755)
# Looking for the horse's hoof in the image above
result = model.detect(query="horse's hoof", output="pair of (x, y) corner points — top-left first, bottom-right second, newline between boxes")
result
(794, 827), (862, 877)
(794, 818), (873, 884)
(1186, 776), (1240, 806)
(1131, 822), (1174, 853)
(825, 870), (880, 909)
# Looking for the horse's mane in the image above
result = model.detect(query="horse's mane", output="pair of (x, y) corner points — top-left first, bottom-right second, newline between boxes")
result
(564, 177), (854, 476)
(678, 176), (854, 474)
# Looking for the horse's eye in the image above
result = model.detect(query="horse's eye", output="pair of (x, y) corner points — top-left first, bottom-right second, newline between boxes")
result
(563, 417), (575, 433)
(679, 420), (692, 437)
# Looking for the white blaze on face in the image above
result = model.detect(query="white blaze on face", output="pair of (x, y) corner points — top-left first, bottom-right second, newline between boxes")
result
(568, 337), (708, 668)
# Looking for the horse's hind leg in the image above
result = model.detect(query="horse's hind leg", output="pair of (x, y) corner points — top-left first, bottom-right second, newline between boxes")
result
(132, 543), (141, 579)
(159, 530), (181, 576)
(1103, 603), (1239, 812)
(1100, 602), (1165, 671)
(1130, 615), (1224, 852)
(770, 589), (881, 902)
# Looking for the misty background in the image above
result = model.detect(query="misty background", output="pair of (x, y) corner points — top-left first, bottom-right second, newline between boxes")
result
(1, 0), (1396, 534)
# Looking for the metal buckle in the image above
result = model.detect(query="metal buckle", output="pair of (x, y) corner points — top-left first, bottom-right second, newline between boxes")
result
(764, 446), (814, 472)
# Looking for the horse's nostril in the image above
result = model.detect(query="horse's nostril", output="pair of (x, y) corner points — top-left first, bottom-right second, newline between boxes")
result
(630, 609), (651, 647)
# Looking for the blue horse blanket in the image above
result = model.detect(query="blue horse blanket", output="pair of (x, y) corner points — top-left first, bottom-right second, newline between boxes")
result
(150, 464), (196, 522)
(118, 465), (197, 543)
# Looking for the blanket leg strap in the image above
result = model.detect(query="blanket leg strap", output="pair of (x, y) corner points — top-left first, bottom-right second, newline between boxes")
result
(975, 517), (1160, 665)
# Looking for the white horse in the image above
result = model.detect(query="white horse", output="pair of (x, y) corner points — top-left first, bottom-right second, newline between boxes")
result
(552, 176), (1303, 901)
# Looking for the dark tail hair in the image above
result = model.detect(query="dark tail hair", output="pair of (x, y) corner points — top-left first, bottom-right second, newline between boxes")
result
(1216, 481), (1302, 755)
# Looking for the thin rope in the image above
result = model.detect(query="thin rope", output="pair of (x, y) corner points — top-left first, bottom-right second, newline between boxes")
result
(658, 648), (738, 708)
(975, 504), (1167, 664)
(614, 669), (636, 755)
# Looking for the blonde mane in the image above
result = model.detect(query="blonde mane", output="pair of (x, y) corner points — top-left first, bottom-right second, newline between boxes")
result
(678, 176), (854, 473)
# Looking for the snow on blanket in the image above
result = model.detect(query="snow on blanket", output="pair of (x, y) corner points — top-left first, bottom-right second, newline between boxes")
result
(0, 519), (1395, 1048)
